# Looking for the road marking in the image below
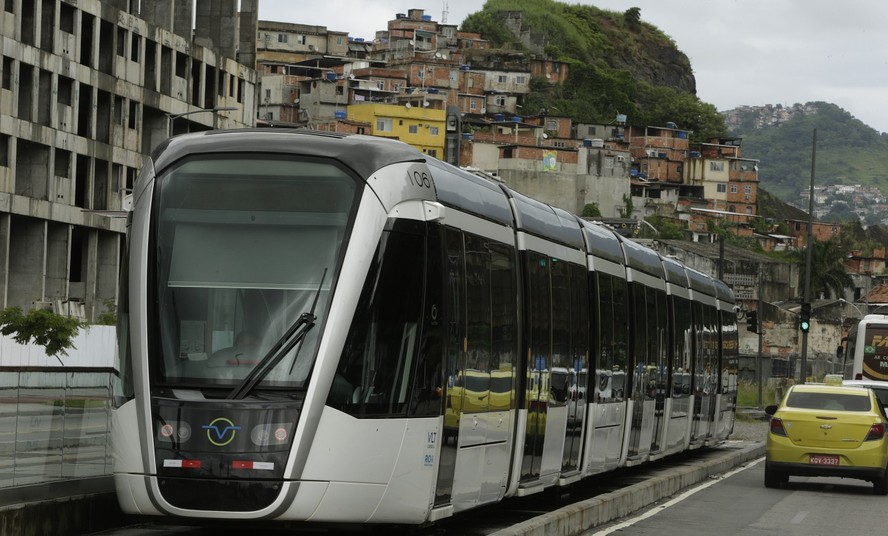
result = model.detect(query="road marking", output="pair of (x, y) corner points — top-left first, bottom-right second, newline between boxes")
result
(790, 511), (809, 524)
(590, 457), (765, 535)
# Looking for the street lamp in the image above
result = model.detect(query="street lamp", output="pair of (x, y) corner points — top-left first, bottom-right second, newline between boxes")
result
(166, 106), (237, 136)
(838, 298), (866, 318)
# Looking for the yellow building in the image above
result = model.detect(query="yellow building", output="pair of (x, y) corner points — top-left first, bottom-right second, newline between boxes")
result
(347, 103), (446, 159)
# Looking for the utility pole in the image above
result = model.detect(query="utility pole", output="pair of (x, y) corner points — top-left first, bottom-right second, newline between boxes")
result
(800, 128), (816, 384)
(757, 264), (764, 407)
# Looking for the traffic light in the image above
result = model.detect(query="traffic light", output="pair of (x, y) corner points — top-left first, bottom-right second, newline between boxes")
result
(800, 302), (811, 333)
(746, 310), (758, 333)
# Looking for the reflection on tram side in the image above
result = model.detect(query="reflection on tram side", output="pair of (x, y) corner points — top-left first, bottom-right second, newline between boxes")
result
(111, 130), (738, 526)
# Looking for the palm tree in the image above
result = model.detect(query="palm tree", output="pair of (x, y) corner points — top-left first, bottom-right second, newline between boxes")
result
(794, 238), (854, 299)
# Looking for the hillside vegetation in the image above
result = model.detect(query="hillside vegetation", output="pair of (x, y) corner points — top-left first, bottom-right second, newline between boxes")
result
(461, 0), (727, 141)
(726, 102), (888, 201)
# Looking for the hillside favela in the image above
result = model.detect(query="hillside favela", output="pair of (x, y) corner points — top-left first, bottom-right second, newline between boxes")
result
(3, 1), (888, 534)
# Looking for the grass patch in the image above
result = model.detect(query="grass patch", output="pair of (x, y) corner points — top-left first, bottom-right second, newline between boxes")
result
(737, 380), (776, 408)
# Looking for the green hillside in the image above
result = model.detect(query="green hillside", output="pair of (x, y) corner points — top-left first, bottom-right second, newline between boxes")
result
(461, 0), (727, 142)
(727, 102), (888, 201)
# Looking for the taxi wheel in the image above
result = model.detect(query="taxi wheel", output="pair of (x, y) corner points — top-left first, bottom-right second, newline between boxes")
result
(873, 468), (888, 495)
(764, 464), (787, 488)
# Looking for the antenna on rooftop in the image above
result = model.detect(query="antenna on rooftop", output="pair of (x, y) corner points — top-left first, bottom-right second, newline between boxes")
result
(442, 1), (449, 23)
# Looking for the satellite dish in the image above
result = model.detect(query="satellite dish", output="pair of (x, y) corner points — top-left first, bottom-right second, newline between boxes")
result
(423, 101), (430, 107)
(435, 52), (442, 59)
(542, 133), (548, 139)
(405, 102), (412, 108)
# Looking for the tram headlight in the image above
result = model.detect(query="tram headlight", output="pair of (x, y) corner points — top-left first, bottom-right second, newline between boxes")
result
(157, 421), (192, 443)
(250, 423), (293, 446)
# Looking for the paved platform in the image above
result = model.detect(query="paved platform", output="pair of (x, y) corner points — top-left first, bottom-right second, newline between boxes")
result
(489, 440), (766, 536)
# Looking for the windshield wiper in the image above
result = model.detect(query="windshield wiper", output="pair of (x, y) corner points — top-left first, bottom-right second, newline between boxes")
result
(227, 268), (327, 400)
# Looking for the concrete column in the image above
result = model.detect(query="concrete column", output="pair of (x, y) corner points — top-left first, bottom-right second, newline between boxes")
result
(174, 0), (194, 40)
(194, 0), (237, 59)
(141, 0), (175, 33)
(237, 0), (259, 68)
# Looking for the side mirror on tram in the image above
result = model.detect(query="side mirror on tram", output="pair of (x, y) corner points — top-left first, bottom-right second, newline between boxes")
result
(764, 404), (778, 416)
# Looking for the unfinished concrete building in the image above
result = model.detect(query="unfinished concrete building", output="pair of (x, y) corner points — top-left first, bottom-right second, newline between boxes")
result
(0, 0), (258, 322)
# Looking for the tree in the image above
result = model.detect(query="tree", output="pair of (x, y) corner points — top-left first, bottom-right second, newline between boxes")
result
(793, 239), (854, 299)
(623, 7), (642, 31)
(618, 194), (634, 218)
(582, 203), (602, 217)
(0, 307), (86, 360)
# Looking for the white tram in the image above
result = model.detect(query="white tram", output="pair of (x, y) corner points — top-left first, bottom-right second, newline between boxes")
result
(111, 129), (738, 523)
(844, 313), (888, 381)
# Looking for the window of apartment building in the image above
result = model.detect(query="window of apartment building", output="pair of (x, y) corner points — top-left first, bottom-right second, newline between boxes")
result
(58, 75), (74, 106)
(117, 28), (127, 57)
(717, 183), (727, 193)
(744, 185), (752, 195)
(131, 35), (140, 62)
(4, 0), (13, 14)
(128, 100), (138, 130)
(409, 125), (418, 134)
(428, 149), (437, 157)
(442, 28), (454, 38)
(546, 119), (557, 130)
(730, 184), (738, 193)
(264, 88), (271, 101)
(336, 36), (343, 45)
(494, 95), (505, 106)
(517, 75), (527, 84)
(450, 70), (458, 82)
(2, 56), (12, 90)
(377, 81), (384, 90)
(470, 100), (477, 111)
(298, 35), (307, 45)
(60, 2), (75, 34)
(376, 118), (393, 132)
(430, 126), (439, 136)
(710, 161), (724, 172)
(729, 205), (736, 213)
(278, 34), (288, 43)
(746, 206), (753, 215)
(468, 78), (474, 88)
(497, 74), (507, 83)
(554, 63), (560, 73)
(0, 134), (8, 167)
(393, 83), (401, 91)
(587, 126), (596, 136)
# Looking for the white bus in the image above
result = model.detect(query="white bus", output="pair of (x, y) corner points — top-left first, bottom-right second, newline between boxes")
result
(844, 314), (888, 381)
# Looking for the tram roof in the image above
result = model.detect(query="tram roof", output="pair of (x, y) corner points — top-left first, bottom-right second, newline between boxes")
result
(617, 234), (665, 278)
(507, 189), (585, 249)
(424, 158), (514, 226)
(151, 129), (425, 180)
(661, 255), (690, 287)
(578, 219), (624, 264)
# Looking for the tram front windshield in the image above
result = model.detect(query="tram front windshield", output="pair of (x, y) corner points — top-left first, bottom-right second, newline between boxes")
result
(153, 155), (359, 391)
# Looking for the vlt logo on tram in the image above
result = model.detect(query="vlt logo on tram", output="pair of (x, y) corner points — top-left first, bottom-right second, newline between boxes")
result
(202, 417), (241, 446)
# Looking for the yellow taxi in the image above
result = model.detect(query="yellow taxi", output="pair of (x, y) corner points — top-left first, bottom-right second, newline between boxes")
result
(765, 383), (888, 494)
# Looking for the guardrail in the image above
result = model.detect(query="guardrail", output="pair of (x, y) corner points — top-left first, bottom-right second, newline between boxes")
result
(0, 368), (116, 490)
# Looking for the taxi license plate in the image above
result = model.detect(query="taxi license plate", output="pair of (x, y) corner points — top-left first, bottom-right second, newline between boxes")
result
(809, 455), (840, 466)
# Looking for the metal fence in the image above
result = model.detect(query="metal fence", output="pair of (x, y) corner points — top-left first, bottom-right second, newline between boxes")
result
(0, 368), (115, 488)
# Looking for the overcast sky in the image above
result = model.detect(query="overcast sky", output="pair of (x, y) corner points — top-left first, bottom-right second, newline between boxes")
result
(258, 0), (888, 133)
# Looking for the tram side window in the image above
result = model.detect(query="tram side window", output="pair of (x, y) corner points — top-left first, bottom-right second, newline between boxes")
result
(328, 230), (425, 417)
(488, 241), (517, 412)
(721, 310), (738, 395)
(526, 252), (552, 409)
(596, 272), (628, 402)
(550, 258), (572, 406)
(465, 234), (492, 412)
(672, 296), (692, 399)
(570, 264), (589, 404)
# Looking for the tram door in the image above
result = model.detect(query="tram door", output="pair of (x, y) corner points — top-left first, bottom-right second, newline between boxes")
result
(436, 229), (516, 509)
(689, 302), (716, 444)
(521, 252), (552, 482)
(521, 254), (585, 483)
